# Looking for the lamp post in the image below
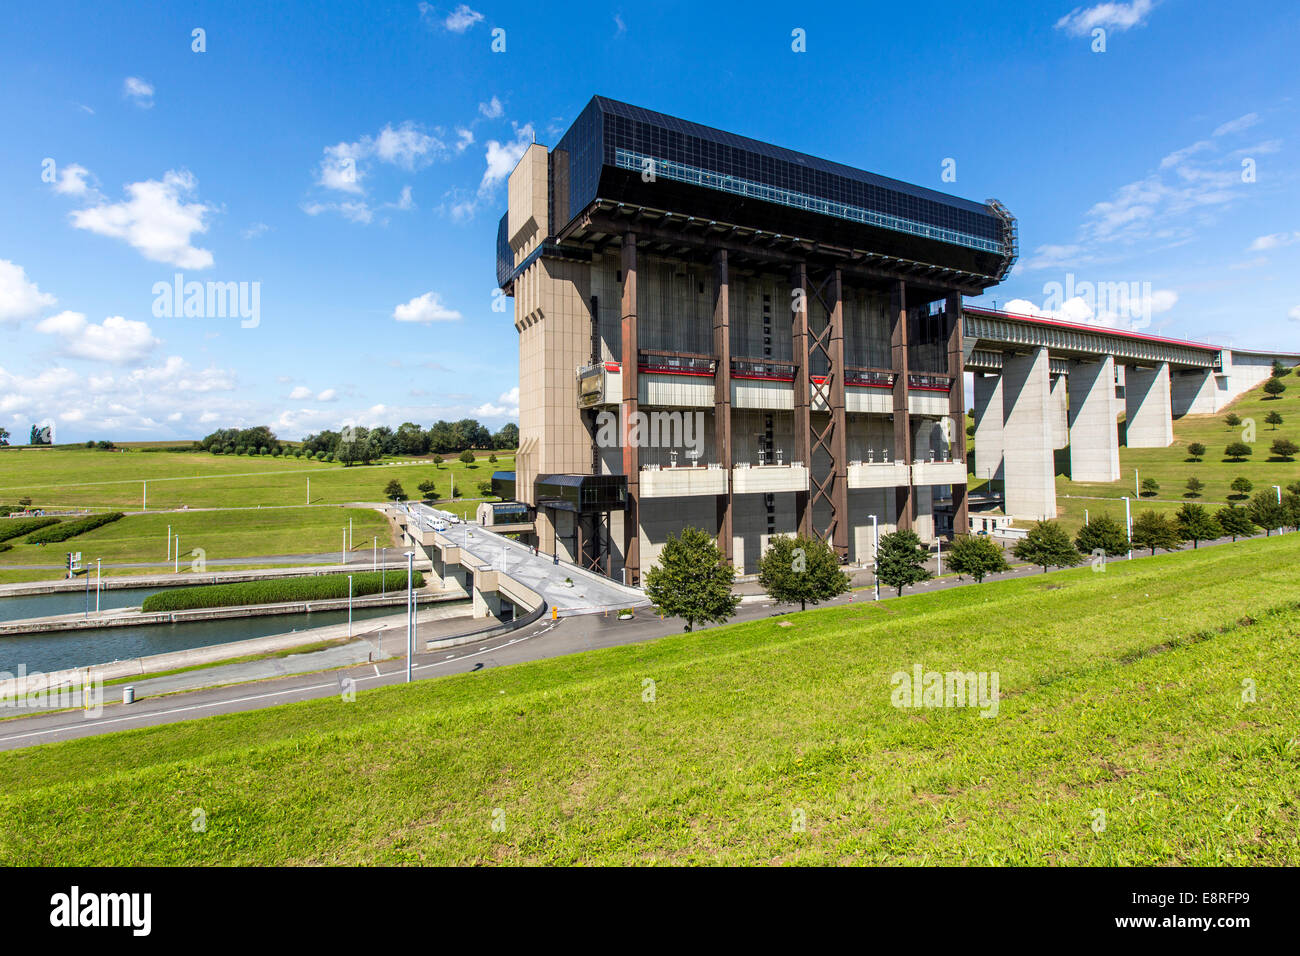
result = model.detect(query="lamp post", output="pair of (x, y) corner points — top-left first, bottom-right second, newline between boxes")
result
(174, 534), (180, 573)
(936, 535), (942, 577)
(372, 536), (377, 572)
(872, 514), (880, 602)
(405, 550), (415, 683)
(1123, 496), (1132, 560)
(167, 525), (171, 561)
(95, 557), (101, 613)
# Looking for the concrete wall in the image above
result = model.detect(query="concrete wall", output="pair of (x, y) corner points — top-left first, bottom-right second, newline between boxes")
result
(1125, 362), (1174, 448)
(1001, 348), (1057, 519)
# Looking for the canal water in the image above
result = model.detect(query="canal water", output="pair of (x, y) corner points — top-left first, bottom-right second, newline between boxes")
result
(0, 603), (446, 675)
(0, 587), (165, 622)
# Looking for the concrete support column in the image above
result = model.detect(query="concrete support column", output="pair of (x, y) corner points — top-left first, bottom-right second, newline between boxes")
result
(1001, 347), (1057, 519)
(890, 279), (912, 531)
(620, 234), (640, 584)
(1171, 367), (1217, 417)
(713, 249), (733, 564)
(827, 269), (848, 558)
(791, 262), (812, 537)
(946, 293), (968, 536)
(972, 372), (1004, 483)
(1125, 362), (1174, 448)
(1068, 356), (1121, 483)
(1049, 373), (1069, 450)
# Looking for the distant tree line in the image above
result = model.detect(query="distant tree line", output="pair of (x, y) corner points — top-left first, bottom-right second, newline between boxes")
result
(197, 419), (518, 461)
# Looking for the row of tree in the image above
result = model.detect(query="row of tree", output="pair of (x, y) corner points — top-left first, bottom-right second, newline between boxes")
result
(198, 420), (518, 460)
(640, 487), (1300, 630)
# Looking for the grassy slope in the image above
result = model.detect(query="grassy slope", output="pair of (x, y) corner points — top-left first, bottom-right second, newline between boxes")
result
(0, 450), (512, 581)
(972, 371), (1299, 535)
(1, 534), (1297, 865)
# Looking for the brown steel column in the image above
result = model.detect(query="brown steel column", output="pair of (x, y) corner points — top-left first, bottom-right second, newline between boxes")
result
(828, 269), (848, 557)
(713, 249), (733, 564)
(946, 293), (969, 537)
(621, 234), (640, 585)
(891, 279), (913, 531)
(791, 263), (812, 537)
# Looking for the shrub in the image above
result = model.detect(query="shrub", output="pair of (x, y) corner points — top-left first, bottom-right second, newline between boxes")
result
(459, 450), (476, 465)
(1074, 514), (1129, 557)
(1184, 476), (1204, 497)
(0, 516), (61, 543)
(25, 512), (123, 543)
(1012, 520), (1082, 573)
(1140, 477), (1160, 497)
(1225, 413), (1241, 428)
(1263, 377), (1286, 399)
(1230, 476), (1253, 499)
(945, 534), (1010, 583)
(141, 570), (425, 612)
(1270, 438), (1297, 461)
(1186, 442), (1205, 461)
(1224, 442), (1252, 462)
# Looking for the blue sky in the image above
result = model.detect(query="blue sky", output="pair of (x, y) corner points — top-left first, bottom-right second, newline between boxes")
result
(1, 0), (1296, 443)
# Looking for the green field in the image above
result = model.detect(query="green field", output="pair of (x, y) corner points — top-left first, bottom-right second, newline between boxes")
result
(1, 533), (1296, 865)
(972, 371), (1300, 535)
(0, 447), (512, 511)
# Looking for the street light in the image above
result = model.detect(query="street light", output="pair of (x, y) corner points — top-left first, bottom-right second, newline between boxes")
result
(1123, 496), (1132, 560)
(405, 550), (415, 683)
(174, 534), (180, 573)
(872, 514), (880, 602)
(95, 557), (101, 613)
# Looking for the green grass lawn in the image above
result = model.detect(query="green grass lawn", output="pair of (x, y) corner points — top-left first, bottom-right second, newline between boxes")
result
(0, 446), (513, 511)
(0, 506), (393, 583)
(1, 533), (1296, 865)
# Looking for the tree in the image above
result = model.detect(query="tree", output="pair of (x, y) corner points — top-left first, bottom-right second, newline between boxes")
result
(1184, 476), (1204, 497)
(757, 534), (850, 611)
(1225, 413), (1242, 428)
(416, 479), (438, 500)
(1270, 438), (1298, 462)
(432, 454), (444, 468)
(1130, 510), (1182, 555)
(1265, 410), (1283, 430)
(488, 453), (497, 464)
(1141, 477), (1160, 497)
(1230, 476), (1253, 500)
(476, 479), (494, 497)
(1283, 492), (1300, 532)
(1012, 520), (1082, 573)
(1274, 359), (1289, 378)
(492, 422), (519, 450)
(1186, 442), (1205, 461)
(383, 479), (407, 501)
(1247, 491), (1285, 536)
(29, 424), (52, 445)
(644, 526), (740, 632)
(1215, 505), (1256, 542)
(873, 529), (932, 596)
(946, 534), (1010, 583)
(0, 426), (9, 446)
(459, 449), (476, 465)
(1263, 377), (1286, 399)
(1174, 503), (1221, 549)
(1074, 514), (1130, 557)
(1224, 441), (1252, 462)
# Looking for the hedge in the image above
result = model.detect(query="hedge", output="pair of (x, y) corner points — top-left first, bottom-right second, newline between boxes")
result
(141, 570), (426, 612)
(0, 516), (62, 543)
(25, 512), (124, 543)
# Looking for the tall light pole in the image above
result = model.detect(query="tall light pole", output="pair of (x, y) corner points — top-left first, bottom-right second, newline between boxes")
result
(372, 536), (377, 572)
(95, 558), (101, 613)
(167, 524), (172, 561)
(1123, 496), (1132, 560)
(174, 534), (180, 573)
(405, 550), (415, 683)
(349, 517), (353, 552)
(307, 476), (310, 505)
(1134, 469), (1140, 499)
(342, 529), (347, 567)
(872, 514), (880, 602)
(936, 535), (942, 577)
(142, 480), (147, 512)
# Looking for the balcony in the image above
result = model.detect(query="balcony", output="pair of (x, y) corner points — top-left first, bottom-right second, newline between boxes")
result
(731, 461), (809, 495)
(911, 458), (967, 486)
(847, 459), (911, 489)
(639, 462), (729, 498)
(732, 357), (794, 410)
(577, 362), (622, 408)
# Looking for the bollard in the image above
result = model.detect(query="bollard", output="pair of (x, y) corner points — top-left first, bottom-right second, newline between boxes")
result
(123, 685), (135, 705)
(551, 605), (558, 621)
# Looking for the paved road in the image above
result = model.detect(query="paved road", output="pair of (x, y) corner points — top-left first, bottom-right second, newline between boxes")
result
(0, 527), (1283, 751)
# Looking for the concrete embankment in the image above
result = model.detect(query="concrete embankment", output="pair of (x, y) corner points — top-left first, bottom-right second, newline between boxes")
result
(0, 600), (475, 700)
(0, 588), (459, 636)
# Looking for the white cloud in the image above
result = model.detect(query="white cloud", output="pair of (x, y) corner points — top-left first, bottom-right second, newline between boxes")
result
(393, 292), (462, 323)
(1248, 231), (1300, 252)
(123, 76), (154, 107)
(317, 140), (366, 194)
(443, 4), (484, 32)
(473, 386), (519, 419)
(1055, 0), (1155, 37)
(455, 127), (475, 152)
(52, 163), (94, 196)
(478, 96), (503, 119)
(1001, 283), (1178, 333)
(289, 386), (312, 400)
(35, 311), (161, 364)
(480, 123), (535, 193)
(373, 122), (446, 170)
(1289, 305), (1300, 323)
(301, 199), (374, 224)
(69, 169), (215, 269)
(1213, 113), (1260, 137)
(385, 185), (414, 211)
(317, 388), (337, 402)
(242, 221), (270, 239)
(0, 259), (57, 323)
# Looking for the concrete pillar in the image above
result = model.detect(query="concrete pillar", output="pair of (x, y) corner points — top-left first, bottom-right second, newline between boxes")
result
(713, 249), (733, 563)
(1068, 356), (1121, 483)
(945, 293), (968, 536)
(620, 234), (640, 583)
(1171, 367), (1217, 417)
(890, 279), (912, 530)
(791, 262), (812, 536)
(1001, 348), (1057, 519)
(1125, 362), (1174, 448)
(1049, 374), (1069, 450)
(972, 372), (1004, 482)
